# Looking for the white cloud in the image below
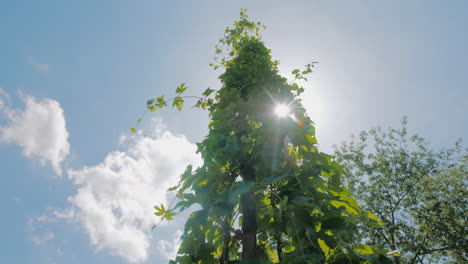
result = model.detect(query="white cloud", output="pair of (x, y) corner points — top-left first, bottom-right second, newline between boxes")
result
(31, 232), (55, 245)
(157, 230), (183, 261)
(28, 57), (49, 71)
(63, 121), (201, 263)
(27, 213), (57, 246)
(0, 88), (10, 109)
(0, 89), (70, 175)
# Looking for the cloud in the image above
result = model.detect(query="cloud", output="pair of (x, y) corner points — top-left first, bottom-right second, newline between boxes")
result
(63, 121), (201, 263)
(27, 213), (57, 246)
(0, 89), (70, 175)
(31, 232), (55, 245)
(0, 88), (10, 109)
(157, 230), (183, 261)
(28, 57), (49, 71)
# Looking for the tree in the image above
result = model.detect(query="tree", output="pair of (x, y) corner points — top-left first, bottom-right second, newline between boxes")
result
(334, 118), (468, 264)
(148, 10), (394, 264)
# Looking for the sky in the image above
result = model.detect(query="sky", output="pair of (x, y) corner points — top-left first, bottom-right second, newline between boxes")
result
(1, 1), (467, 263)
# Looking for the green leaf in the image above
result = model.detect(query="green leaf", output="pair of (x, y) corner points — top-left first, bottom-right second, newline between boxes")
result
(130, 127), (136, 133)
(303, 253), (325, 262)
(229, 181), (255, 204)
(175, 83), (188, 94)
(175, 193), (196, 210)
(202, 87), (215, 97)
(154, 204), (165, 216)
(155, 96), (167, 108)
(165, 209), (177, 221)
(278, 196), (289, 210)
(291, 196), (319, 208)
(194, 99), (203, 108)
(354, 245), (375, 254)
(201, 101), (209, 109)
(292, 69), (300, 75)
(306, 134), (318, 144)
(330, 200), (359, 215)
(367, 211), (385, 226)
(321, 217), (347, 232)
(197, 178), (208, 186)
(353, 244), (389, 255)
(264, 173), (289, 185)
(172, 96), (184, 111)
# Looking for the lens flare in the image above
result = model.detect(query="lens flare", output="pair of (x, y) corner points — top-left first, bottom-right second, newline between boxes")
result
(274, 104), (289, 118)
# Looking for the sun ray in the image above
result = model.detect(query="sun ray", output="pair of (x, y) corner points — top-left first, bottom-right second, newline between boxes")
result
(274, 104), (289, 118)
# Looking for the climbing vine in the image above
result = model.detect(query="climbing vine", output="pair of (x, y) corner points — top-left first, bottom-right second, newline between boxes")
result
(144, 9), (395, 264)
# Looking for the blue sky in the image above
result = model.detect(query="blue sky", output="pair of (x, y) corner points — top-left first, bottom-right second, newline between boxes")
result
(1, 1), (467, 263)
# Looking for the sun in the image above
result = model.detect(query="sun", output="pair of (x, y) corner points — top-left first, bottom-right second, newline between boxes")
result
(274, 104), (290, 118)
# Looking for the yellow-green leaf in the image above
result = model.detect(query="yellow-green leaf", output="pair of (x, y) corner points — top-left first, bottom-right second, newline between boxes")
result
(367, 211), (385, 226)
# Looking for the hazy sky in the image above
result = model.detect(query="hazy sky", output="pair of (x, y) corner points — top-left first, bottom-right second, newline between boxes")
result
(1, 1), (467, 263)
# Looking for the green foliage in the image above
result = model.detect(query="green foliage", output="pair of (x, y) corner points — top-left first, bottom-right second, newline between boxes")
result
(335, 118), (468, 263)
(150, 10), (393, 263)
(176, 83), (188, 94)
(154, 204), (177, 221)
(172, 96), (184, 111)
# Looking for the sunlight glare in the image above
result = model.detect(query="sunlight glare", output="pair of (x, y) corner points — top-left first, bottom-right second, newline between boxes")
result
(274, 104), (290, 118)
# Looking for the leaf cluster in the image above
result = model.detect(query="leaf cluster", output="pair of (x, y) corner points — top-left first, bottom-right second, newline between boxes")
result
(148, 10), (394, 264)
(335, 118), (468, 263)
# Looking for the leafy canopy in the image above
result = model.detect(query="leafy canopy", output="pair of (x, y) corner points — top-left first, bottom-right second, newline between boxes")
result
(145, 9), (394, 264)
(335, 118), (468, 264)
